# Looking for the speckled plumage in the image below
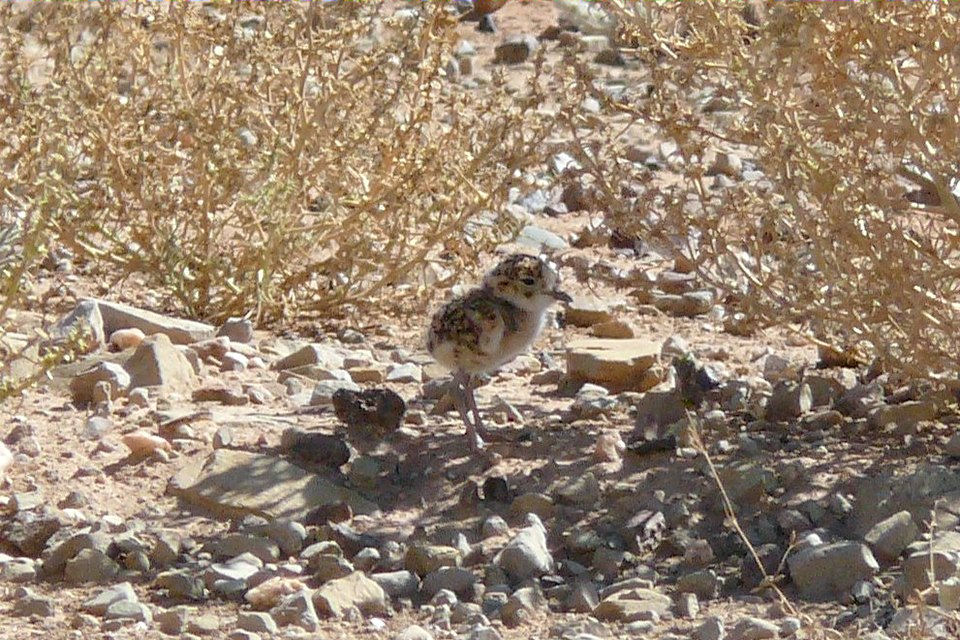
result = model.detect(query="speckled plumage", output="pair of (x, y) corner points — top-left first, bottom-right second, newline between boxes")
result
(426, 253), (571, 450)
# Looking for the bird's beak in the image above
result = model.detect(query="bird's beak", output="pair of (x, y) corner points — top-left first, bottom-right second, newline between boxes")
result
(552, 289), (572, 303)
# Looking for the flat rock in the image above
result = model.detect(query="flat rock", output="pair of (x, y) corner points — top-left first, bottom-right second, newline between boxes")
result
(272, 344), (345, 371)
(124, 334), (197, 393)
(566, 338), (660, 392)
(312, 571), (387, 617)
(730, 616), (779, 640)
(90, 298), (214, 344)
(169, 449), (379, 521)
(594, 588), (672, 622)
(564, 295), (614, 327)
(82, 582), (138, 615)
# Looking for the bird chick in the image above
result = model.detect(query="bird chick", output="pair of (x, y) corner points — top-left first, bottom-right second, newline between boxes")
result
(427, 253), (571, 450)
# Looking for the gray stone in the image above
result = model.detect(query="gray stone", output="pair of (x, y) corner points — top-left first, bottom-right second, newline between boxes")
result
(565, 579), (599, 613)
(677, 592), (699, 618)
(500, 586), (546, 626)
(204, 552), (262, 588)
(495, 514), (552, 581)
(104, 600), (153, 623)
(270, 589), (320, 631)
(729, 616), (779, 640)
(155, 607), (190, 634)
(516, 225), (568, 251)
(867, 400), (938, 430)
(764, 381), (812, 421)
(787, 541), (879, 600)
(902, 532), (960, 592)
(92, 298), (214, 344)
(309, 379), (361, 406)
(0, 557), (37, 583)
(207, 534), (280, 564)
(169, 449), (379, 521)
(155, 570), (206, 600)
(494, 34), (539, 64)
(217, 317), (254, 343)
(677, 569), (722, 600)
(556, 472), (600, 505)
(864, 510), (919, 563)
(55, 300), (106, 347)
(237, 611), (278, 634)
(697, 617), (726, 640)
(421, 567), (477, 599)
(371, 570), (420, 599)
(70, 362), (131, 405)
(64, 548), (120, 584)
(13, 589), (56, 617)
(82, 581), (138, 615)
(385, 363), (422, 383)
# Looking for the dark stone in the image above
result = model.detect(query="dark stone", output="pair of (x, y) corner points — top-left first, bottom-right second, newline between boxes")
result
(304, 502), (353, 527)
(482, 477), (512, 503)
(0, 508), (65, 557)
(477, 14), (496, 33)
(332, 388), (406, 440)
(280, 428), (351, 469)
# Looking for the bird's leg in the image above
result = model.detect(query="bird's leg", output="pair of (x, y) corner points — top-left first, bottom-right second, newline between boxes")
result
(465, 374), (494, 441)
(453, 371), (484, 451)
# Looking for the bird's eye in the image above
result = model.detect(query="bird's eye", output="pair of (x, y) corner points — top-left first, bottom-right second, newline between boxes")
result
(521, 277), (536, 286)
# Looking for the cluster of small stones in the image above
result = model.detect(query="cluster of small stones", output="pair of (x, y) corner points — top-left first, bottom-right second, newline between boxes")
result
(4, 5), (960, 640)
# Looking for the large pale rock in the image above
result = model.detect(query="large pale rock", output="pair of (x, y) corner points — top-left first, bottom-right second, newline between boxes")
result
(495, 514), (553, 582)
(90, 298), (214, 344)
(169, 449), (379, 521)
(312, 571), (387, 617)
(787, 541), (879, 600)
(124, 334), (197, 392)
(566, 338), (661, 392)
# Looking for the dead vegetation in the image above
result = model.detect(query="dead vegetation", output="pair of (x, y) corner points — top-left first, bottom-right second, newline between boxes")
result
(0, 1), (564, 328)
(568, 0), (960, 379)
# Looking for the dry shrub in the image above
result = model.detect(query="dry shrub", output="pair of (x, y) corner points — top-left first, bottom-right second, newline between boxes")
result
(0, 1), (561, 326)
(568, 1), (960, 378)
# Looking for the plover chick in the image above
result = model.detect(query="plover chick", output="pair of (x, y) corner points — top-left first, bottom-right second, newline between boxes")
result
(426, 253), (571, 451)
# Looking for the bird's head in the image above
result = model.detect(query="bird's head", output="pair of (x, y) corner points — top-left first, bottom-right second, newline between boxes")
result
(483, 253), (572, 313)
